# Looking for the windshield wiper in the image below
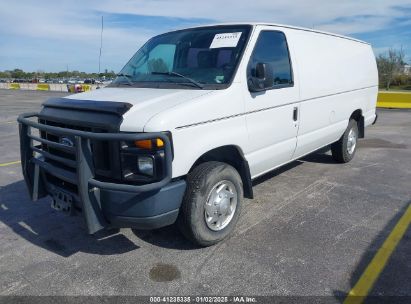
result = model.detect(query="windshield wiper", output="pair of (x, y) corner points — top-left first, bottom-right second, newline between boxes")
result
(151, 71), (204, 89)
(116, 73), (133, 86)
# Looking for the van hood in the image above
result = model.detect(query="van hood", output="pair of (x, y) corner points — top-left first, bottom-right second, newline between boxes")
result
(65, 87), (213, 131)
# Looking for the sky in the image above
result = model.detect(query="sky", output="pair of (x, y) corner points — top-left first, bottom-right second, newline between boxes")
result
(0, 0), (410, 73)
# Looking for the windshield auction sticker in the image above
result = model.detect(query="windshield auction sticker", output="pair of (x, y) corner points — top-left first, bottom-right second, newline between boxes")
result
(209, 32), (242, 48)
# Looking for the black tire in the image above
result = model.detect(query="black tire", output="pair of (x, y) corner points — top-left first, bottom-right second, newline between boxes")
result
(331, 119), (359, 163)
(177, 161), (243, 247)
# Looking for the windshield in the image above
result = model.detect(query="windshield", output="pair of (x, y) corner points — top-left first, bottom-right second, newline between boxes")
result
(111, 25), (251, 89)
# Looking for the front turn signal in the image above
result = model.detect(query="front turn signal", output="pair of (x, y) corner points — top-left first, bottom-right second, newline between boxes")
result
(134, 138), (164, 149)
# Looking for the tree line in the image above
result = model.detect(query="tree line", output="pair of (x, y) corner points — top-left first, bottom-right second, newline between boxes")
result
(0, 69), (117, 80)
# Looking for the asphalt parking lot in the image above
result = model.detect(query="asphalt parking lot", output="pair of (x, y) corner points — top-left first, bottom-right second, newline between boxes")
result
(0, 90), (410, 301)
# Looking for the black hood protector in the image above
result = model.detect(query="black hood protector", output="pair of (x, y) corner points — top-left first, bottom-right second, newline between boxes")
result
(39, 97), (133, 131)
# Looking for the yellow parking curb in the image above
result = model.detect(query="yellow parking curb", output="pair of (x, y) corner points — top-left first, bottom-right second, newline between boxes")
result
(9, 83), (20, 90)
(36, 83), (50, 91)
(377, 91), (411, 109)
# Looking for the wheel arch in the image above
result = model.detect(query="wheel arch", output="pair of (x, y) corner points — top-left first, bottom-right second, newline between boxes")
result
(189, 145), (253, 199)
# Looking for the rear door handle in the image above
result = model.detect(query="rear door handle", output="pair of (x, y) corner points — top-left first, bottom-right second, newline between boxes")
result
(293, 107), (298, 121)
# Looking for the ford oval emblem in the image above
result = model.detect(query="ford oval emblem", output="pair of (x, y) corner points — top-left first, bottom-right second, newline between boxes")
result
(59, 136), (74, 147)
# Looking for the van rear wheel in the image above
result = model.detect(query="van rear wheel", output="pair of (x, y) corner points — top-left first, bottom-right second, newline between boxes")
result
(177, 161), (243, 247)
(331, 119), (359, 163)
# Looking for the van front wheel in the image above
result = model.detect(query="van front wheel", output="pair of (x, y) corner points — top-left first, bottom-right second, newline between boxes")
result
(331, 119), (359, 163)
(178, 161), (243, 246)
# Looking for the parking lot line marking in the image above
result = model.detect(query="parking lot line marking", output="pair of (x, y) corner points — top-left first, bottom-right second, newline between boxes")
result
(344, 203), (411, 304)
(0, 120), (17, 125)
(0, 160), (21, 167)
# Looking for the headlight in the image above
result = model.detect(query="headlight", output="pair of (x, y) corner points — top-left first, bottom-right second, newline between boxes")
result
(120, 133), (171, 184)
(138, 156), (154, 176)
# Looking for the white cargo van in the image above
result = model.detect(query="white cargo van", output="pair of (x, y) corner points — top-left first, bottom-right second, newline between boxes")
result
(18, 23), (378, 246)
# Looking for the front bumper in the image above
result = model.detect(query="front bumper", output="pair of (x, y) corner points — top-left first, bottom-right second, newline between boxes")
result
(102, 179), (186, 229)
(18, 112), (184, 233)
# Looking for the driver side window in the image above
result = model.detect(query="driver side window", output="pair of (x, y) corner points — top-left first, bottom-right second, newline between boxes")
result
(248, 31), (293, 87)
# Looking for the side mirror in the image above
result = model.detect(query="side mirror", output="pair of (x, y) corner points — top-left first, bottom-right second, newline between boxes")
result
(248, 62), (273, 92)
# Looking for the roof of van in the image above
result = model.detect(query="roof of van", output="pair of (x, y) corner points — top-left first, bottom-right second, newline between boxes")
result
(181, 22), (369, 45)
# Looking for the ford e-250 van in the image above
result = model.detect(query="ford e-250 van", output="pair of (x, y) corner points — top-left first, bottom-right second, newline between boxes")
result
(18, 23), (378, 246)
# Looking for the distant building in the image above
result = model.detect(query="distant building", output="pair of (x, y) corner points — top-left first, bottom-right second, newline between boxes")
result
(403, 65), (411, 75)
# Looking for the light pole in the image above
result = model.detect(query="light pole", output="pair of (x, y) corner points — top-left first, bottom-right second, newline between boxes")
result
(97, 16), (104, 89)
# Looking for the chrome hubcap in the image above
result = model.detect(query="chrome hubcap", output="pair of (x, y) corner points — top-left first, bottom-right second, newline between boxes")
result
(347, 128), (357, 155)
(204, 180), (237, 231)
